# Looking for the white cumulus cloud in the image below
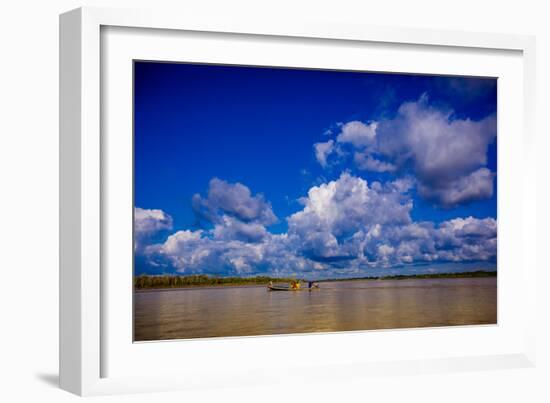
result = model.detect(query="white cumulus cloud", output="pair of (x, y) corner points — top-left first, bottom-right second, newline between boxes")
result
(135, 207), (173, 236)
(138, 176), (496, 276)
(313, 140), (335, 168)
(316, 94), (496, 208)
(192, 178), (277, 225)
(336, 121), (378, 148)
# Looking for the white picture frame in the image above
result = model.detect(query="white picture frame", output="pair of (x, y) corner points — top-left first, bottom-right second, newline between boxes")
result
(59, 6), (537, 396)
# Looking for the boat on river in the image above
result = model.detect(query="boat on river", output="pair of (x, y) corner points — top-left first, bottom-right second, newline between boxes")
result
(267, 285), (299, 291)
(267, 281), (319, 291)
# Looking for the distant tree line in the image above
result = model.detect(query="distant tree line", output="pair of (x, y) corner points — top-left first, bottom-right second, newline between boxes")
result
(316, 270), (497, 282)
(134, 274), (302, 289)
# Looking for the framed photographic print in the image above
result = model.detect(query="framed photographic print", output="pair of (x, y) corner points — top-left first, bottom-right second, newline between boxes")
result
(60, 7), (537, 396)
(132, 61), (499, 342)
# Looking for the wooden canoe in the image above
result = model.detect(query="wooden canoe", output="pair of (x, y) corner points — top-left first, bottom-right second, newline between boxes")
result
(267, 285), (299, 291)
(267, 285), (319, 291)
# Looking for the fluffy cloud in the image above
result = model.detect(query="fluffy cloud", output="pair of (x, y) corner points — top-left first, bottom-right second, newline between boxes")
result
(376, 95), (496, 206)
(190, 178), (278, 244)
(145, 232), (311, 277)
(134, 207), (173, 252)
(336, 121), (377, 148)
(192, 178), (277, 225)
(378, 217), (497, 266)
(354, 153), (396, 172)
(317, 94), (496, 207)
(288, 172), (412, 261)
(212, 216), (269, 243)
(135, 207), (173, 236)
(417, 167), (494, 207)
(435, 216), (497, 262)
(139, 174), (496, 277)
(313, 140), (334, 168)
(287, 173), (495, 267)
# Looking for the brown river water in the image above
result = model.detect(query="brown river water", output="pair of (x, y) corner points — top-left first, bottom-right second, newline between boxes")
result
(134, 277), (496, 341)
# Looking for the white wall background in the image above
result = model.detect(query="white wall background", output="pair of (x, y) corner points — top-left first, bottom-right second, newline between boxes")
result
(0, 1), (548, 402)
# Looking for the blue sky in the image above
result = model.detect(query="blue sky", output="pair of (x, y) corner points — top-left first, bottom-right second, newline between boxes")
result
(134, 61), (497, 279)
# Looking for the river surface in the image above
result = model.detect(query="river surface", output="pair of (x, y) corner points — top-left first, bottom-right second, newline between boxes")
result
(134, 277), (496, 341)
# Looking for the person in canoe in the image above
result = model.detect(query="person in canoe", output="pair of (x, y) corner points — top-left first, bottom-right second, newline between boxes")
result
(290, 280), (301, 290)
